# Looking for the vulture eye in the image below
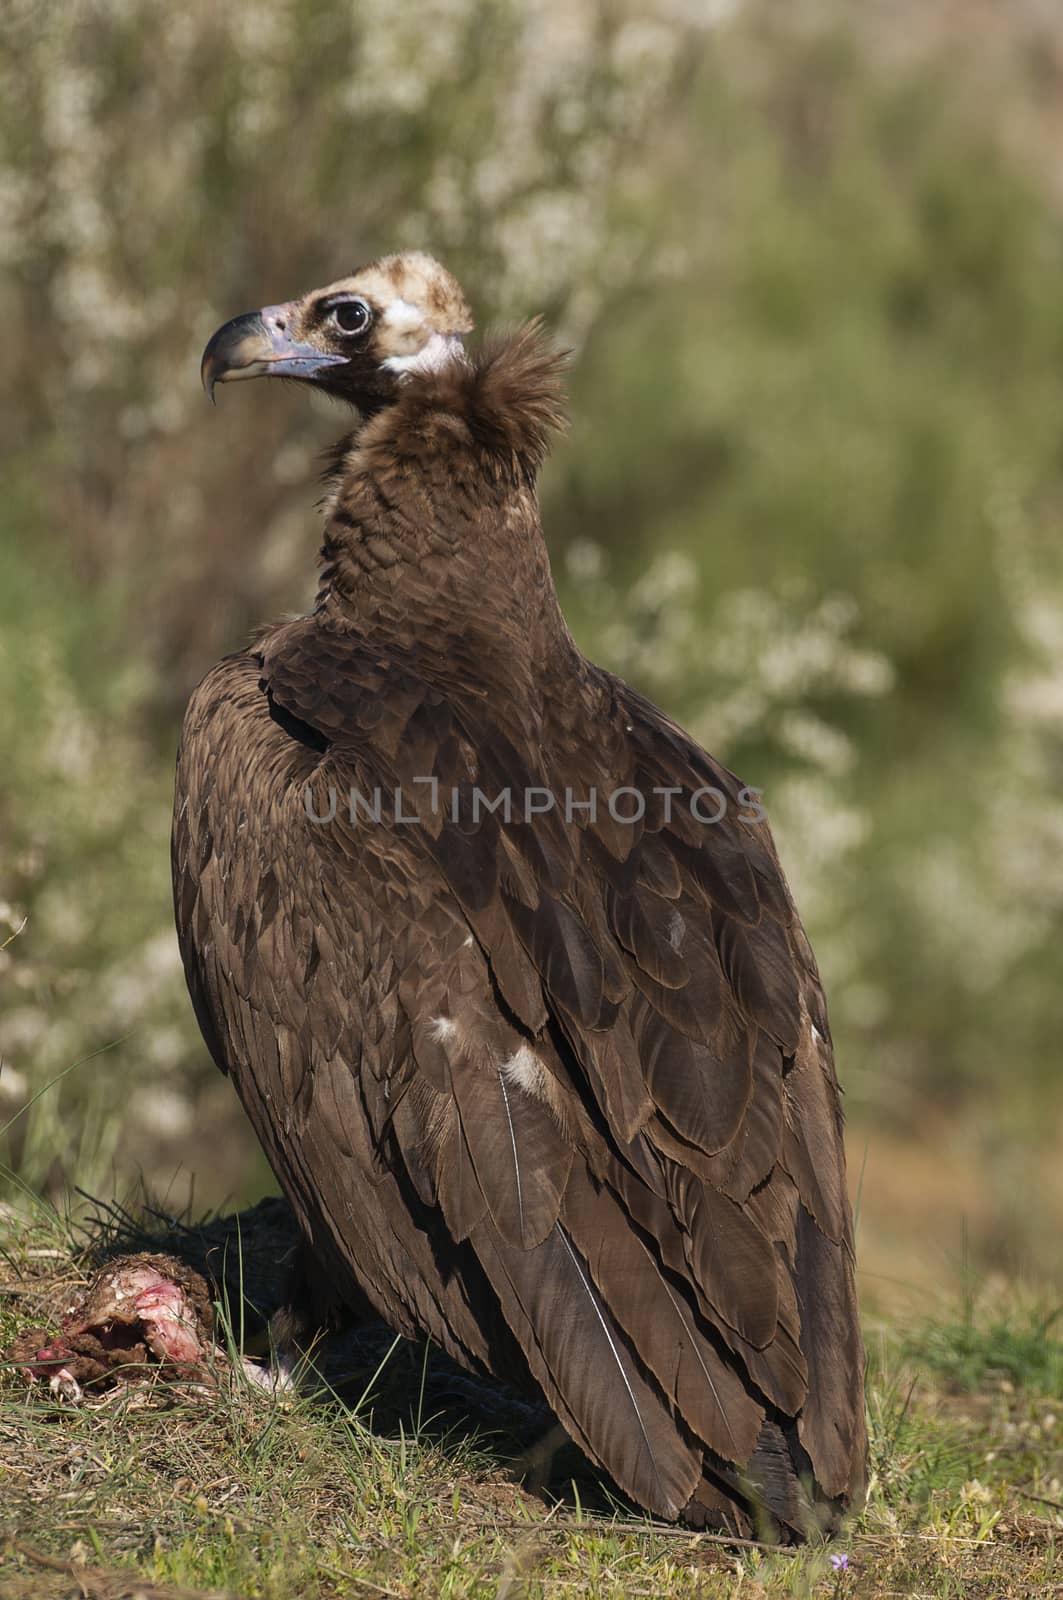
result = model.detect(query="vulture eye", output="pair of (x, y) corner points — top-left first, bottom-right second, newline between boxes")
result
(328, 298), (372, 336)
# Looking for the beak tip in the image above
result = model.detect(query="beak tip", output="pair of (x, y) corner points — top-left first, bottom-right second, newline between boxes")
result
(200, 304), (349, 401)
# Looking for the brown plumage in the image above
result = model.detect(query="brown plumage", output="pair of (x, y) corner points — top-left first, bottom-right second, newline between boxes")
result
(176, 252), (867, 1536)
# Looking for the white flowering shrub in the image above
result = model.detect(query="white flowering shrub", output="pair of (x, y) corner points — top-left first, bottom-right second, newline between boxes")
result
(0, 0), (715, 1197)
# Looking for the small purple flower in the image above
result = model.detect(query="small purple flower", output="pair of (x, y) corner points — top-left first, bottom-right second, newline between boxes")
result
(830, 1553), (850, 1572)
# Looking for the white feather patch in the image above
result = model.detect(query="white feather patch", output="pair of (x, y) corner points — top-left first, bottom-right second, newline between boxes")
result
(382, 331), (463, 377)
(382, 296), (423, 333)
(430, 1015), (458, 1044)
(500, 1043), (547, 1099)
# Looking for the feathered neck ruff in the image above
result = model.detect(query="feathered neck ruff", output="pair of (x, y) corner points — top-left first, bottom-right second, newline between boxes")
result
(315, 324), (576, 707)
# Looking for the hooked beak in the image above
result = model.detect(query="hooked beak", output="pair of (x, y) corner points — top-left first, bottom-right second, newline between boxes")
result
(200, 302), (350, 402)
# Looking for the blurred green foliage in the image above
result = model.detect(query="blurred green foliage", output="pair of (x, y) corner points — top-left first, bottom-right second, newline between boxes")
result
(1, 1), (1062, 1268)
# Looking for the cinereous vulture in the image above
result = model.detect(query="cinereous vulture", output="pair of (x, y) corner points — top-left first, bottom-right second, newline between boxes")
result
(175, 252), (866, 1536)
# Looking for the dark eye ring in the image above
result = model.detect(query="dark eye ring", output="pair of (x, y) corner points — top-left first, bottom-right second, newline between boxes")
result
(329, 299), (371, 336)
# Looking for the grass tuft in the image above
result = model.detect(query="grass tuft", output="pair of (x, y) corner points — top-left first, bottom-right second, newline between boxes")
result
(903, 1295), (1063, 1396)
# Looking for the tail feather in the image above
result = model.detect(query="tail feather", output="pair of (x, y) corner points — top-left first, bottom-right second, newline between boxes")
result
(471, 1219), (701, 1519)
(560, 1163), (764, 1467)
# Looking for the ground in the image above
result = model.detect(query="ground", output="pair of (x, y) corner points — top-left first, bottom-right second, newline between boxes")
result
(2, 1195), (1063, 1600)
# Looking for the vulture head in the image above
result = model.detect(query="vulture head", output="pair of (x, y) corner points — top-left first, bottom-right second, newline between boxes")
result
(201, 251), (474, 409)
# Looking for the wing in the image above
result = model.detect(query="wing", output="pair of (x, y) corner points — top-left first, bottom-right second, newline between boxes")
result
(172, 651), (529, 1386)
(175, 620), (866, 1530)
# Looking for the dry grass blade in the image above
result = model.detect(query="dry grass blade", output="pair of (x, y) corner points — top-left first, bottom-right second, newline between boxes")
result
(494, 1513), (793, 1553)
(2, 1540), (245, 1600)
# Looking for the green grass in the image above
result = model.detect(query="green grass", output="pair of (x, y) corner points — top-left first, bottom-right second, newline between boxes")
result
(903, 1297), (1063, 1399)
(3, 1199), (1063, 1597)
